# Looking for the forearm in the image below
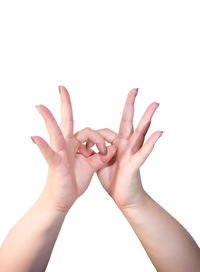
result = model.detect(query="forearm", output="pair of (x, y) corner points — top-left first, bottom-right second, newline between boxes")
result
(120, 191), (200, 272)
(0, 192), (67, 272)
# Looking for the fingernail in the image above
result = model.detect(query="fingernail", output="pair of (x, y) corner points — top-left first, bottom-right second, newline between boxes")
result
(30, 136), (36, 144)
(58, 86), (61, 94)
(155, 103), (160, 109)
(135, 88), (139, 97)
(157, 131), (163, 139)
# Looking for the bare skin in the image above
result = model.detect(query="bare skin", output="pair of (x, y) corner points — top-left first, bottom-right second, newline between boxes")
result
(0, 86), (199, 272)
(0, 86), (116, 272)
(85, 88), (200, 272)
(85, 88), (161, 207)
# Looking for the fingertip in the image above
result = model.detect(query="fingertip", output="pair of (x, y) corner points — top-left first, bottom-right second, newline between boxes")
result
(85, 141), (88, 150)
(128, 88), (139, 100)
(97, 143), (107, 155)
(100, 145), (116, 163)
(147, 131), (163, 146)
(155, 130), (163, 141)
(30, 135), (48, 148)
(108, 144), (117, 153)
(153, 102), (160, 110)
(61, 85), (69, 95)
(30, 136), (36, 144)
(106, 145), (117, 158)
(87, 141), (94, 149)
(35, 104), (40, 110)
(35, 104), (48, 114)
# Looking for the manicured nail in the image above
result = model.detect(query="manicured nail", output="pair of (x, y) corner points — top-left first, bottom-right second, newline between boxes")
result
(30, 136), (36, 144)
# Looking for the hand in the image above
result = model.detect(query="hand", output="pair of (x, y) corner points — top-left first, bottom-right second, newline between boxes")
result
(85, 88), (163, 209)
(31, 86), (116, 213)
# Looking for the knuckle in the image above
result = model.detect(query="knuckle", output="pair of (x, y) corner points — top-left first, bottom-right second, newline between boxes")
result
(83, 127), (92, 133)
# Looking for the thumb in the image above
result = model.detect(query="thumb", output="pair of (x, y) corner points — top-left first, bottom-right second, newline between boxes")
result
(86, 145), (117, 171)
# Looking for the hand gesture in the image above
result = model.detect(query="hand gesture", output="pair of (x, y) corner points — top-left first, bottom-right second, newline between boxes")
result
(31, 86), (116, 213)
(85, 88), (162, 209)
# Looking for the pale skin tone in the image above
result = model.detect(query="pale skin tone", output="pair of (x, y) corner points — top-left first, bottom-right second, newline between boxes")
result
(0, 86), (200, 271)
(0, 86), (116, 272)
(86, 88), (200, 271)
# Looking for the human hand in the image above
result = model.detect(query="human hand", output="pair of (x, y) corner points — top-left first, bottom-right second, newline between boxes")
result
(31, 86), (116, 213)
(85, 88), (163, 209)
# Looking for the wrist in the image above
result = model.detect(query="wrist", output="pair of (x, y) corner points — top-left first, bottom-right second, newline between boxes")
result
(114, 170), (147, 211)
(118, 190), (151, 220)
(39, 179), (77, 215)
(36, 191), (71, 218)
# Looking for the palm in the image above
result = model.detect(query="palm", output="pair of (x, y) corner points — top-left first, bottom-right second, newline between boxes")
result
(96, 137), (127, 192)
(44, 138), (93, 209)
(94, 89), (161, 207)
(32, 86), (116, 211)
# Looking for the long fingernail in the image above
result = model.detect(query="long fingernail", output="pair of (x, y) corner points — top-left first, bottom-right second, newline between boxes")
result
(30, 136), (36, 144)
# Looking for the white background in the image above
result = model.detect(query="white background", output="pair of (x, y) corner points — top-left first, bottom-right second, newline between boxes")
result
(0, 1), (200, 271)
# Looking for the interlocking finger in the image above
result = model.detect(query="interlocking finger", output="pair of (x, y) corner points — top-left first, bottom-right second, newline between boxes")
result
(74, 127), (107, 155)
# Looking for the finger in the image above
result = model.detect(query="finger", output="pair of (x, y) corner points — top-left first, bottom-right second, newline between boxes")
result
(131, 131), (163, 169)
(118, 88), (138, 139)
(86, 128), (118, 148)
(87, 145), (117, 171)
(58, 86), (74, 138)
(35, 104), (66, 152)
(74, 127), (107, 155)
(129, 102), (160, 153)
(78, 143), (95, 158)
(30, 136), (61, 167)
